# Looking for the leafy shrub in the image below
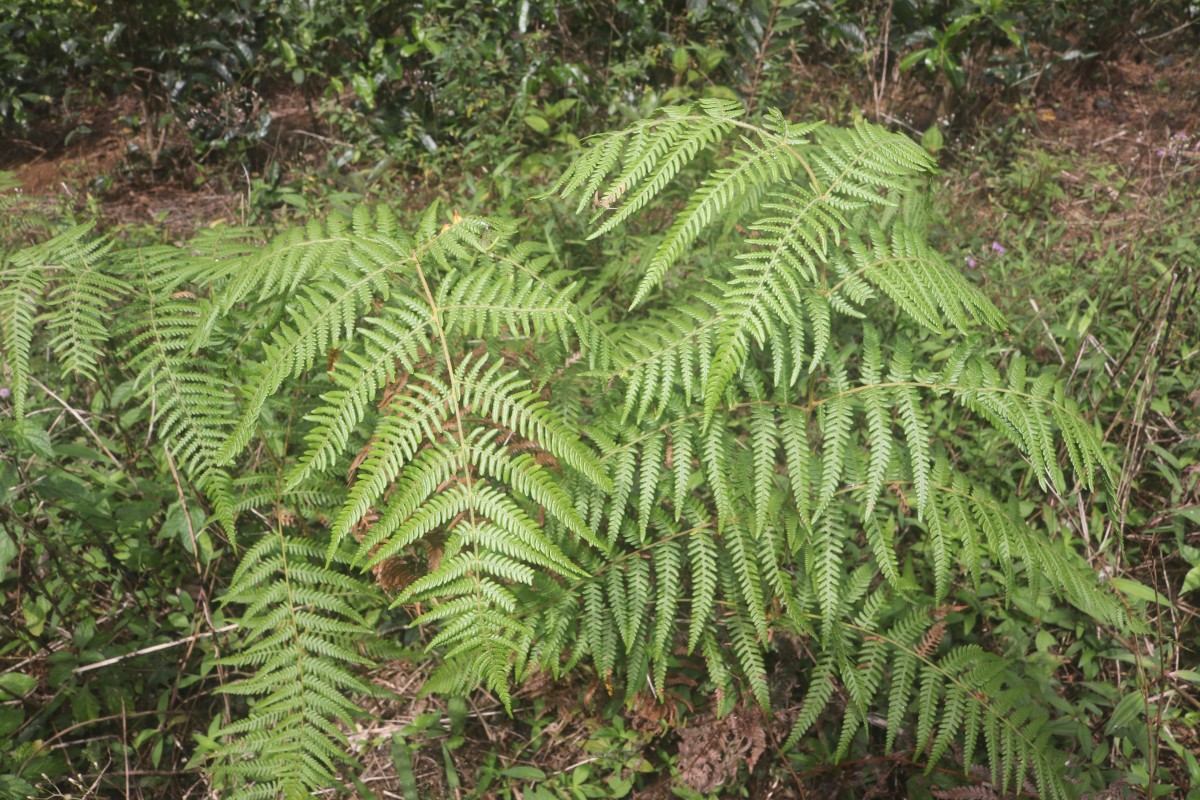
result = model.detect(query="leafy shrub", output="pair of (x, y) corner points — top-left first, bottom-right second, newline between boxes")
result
(2, 103), (1135, 797)
(0, 0), (260, 134)
(0, 0), (796, 172)
(795, 0), (1198, 126)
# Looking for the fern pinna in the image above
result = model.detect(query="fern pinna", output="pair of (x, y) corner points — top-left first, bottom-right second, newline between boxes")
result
(0, 102), (1129, 798)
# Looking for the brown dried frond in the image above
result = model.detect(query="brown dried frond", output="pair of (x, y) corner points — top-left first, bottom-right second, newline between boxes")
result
(676, 700), (766, 794)
(422, 539), (443, 573)
(628, 690), (679, 735)
(532, 451), (559, 468)
(376, 370), (411, 409)
(444, 511), (467, 537)
(347, 436), (375, 484)
(351, 509), (379, 536)
(933, 604), (967, 620)
(373, 557), (420, 594)
(916, 621), (947, 659)
(931, 786), (1000, 799)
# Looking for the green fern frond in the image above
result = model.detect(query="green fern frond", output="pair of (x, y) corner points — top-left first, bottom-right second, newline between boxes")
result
(687, 521), (719, 655)
(438, 245), (585, 340)
(0, 241), (47, 417)
(219, 239), (396, 463)
(948, 353), (1111, 492)
(630, 116), (819, 307)
(849, 218), (1006, 334)
(287, 295), (434, 489)
(206, 534), (382, 798)
(610, 295), (722, 422)
(548, 99), (745, 229)
(1, 224), (124, 415)
(119, 245), (238, 533)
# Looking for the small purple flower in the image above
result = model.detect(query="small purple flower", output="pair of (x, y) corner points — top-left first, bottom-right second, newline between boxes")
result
(966, 256), (977, 268)
(1175, 132), (1189, 140)
(0, 387), (10, 400)
(1157, 149), (1166, 157)
(991, 241), (1006, 255)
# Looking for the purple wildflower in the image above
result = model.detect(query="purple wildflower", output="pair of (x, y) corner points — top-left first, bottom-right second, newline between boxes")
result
(966, 256), (977, 268)
(0, 387), (10, 400)
(1157, 149), (1166, 157)
(991, 241), (1006, 255)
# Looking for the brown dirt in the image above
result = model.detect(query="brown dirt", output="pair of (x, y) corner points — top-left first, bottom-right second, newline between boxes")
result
(2, 91), (150, 194)
(1024, 48), (1198, 196)
(934, 47), (1199, 264)
(2, 86), (326, 238)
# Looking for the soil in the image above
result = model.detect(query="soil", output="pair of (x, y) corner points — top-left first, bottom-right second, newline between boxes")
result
(2, 86), (326, 238)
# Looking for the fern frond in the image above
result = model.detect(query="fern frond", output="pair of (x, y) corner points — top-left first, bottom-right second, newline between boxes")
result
(119, 245), (238, 533)
(695, 123), (957, 422)
(848, 218), (1005, 334)
(610, 295), (722, 421)
(287, 295), (433, 488)
(687, 522), (719, 654)
(219, 238), (396, 462)
(1, 224), (123, 415)
(650, 521), (684, 691)
(0, 240), (46, 417)
(439, 245), (584, 341)
(860, 324), (893, 515)
(949, 354), (1111, 492)
(889, 338), (932, 516)
(458, 355), (610, 489)
(631, 118), (818, 307)
(750, 403), (779, 536)
(206, 534), (382, 798)
(45, 235), (126, 382)
(815, 367), (853, 518)
(548, 99), (744, 229)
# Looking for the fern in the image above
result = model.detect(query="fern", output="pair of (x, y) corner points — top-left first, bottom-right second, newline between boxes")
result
(1, 105), (1134, 798)
(0, 224), (125, 416)
(117, 244), (239, 534)
(196, 533), (385, 798)
(217, 207), (403, 462)
(536, 103), (1127, 795)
